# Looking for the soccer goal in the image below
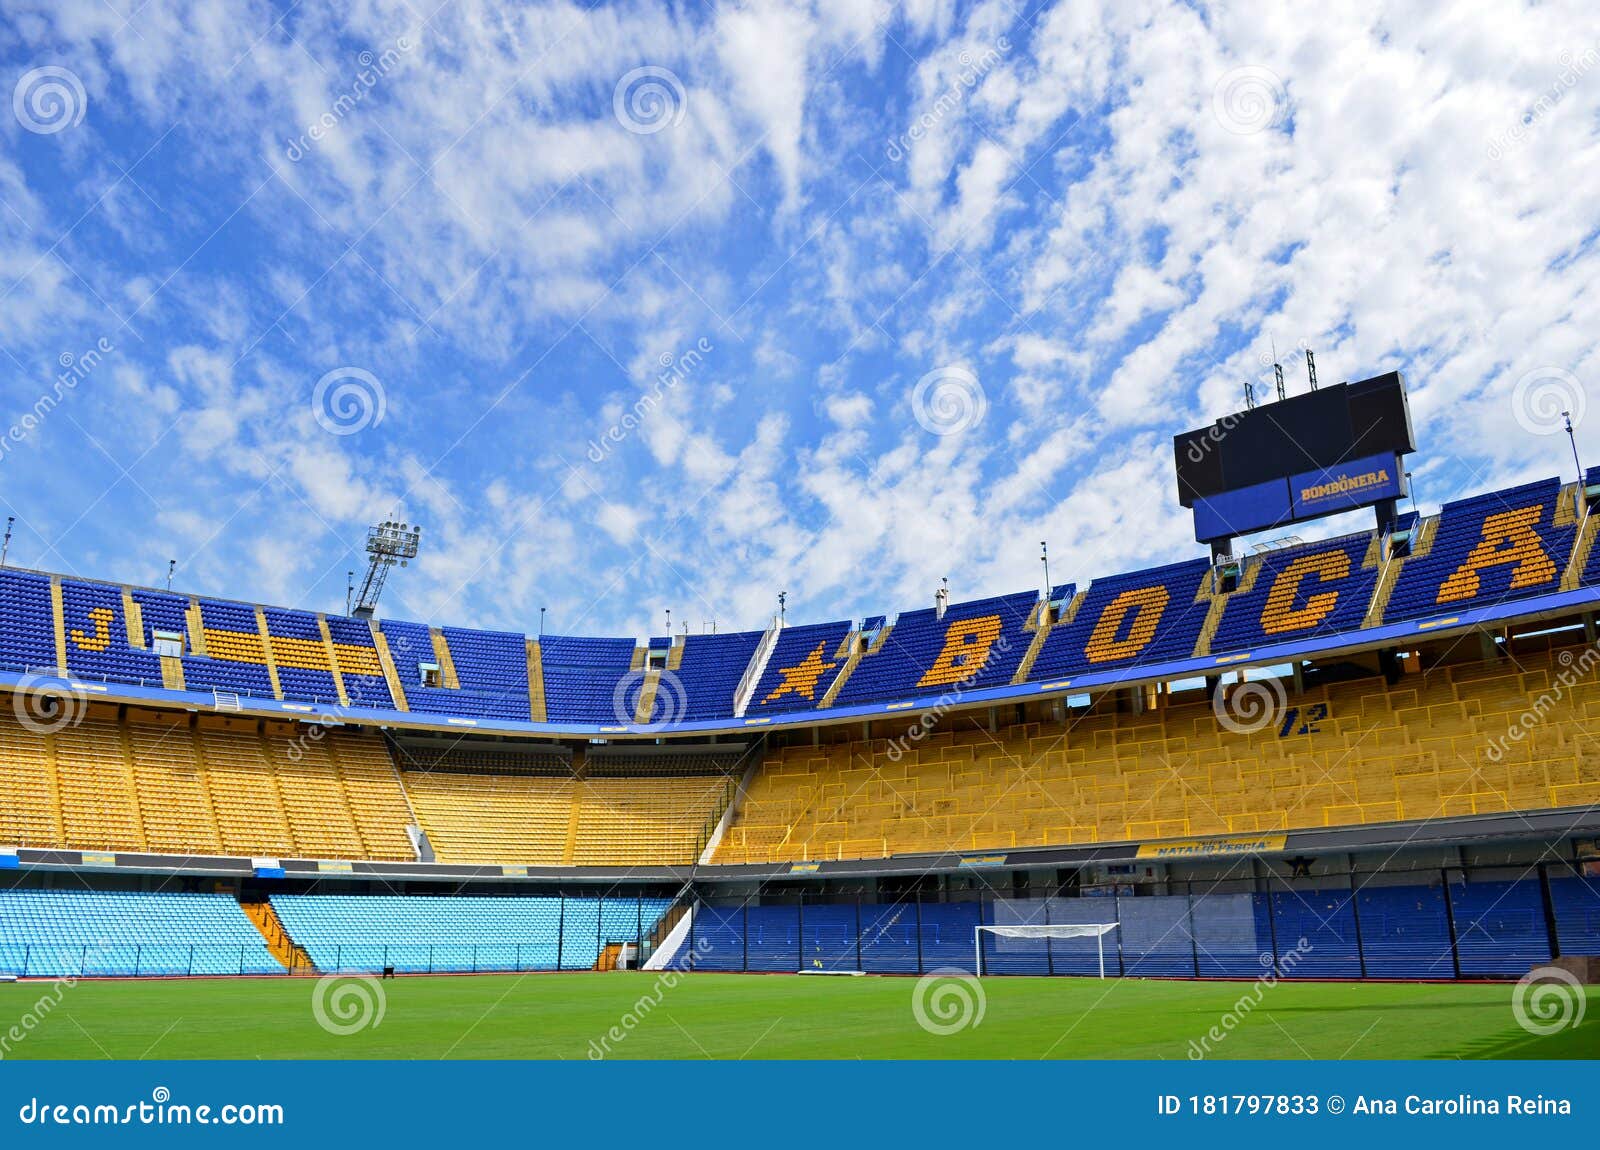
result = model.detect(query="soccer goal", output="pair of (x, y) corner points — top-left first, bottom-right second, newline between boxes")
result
(973, 923), (1119, 978)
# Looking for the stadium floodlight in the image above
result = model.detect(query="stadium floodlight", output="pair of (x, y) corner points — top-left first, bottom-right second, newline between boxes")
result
(974, 923), (1119, 978)
(352, 520), (422, 618)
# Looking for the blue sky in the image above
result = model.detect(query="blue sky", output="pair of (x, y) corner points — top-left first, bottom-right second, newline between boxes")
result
(0, 0), (1596, 640)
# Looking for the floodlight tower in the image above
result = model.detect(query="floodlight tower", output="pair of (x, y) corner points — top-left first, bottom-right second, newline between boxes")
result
(351, 520), (422, 618)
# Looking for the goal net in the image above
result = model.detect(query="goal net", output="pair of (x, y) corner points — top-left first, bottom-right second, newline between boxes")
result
(974, 923), (1119, 978)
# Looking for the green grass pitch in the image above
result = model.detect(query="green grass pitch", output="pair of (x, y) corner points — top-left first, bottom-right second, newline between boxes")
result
(3, 974), (1598, 1060)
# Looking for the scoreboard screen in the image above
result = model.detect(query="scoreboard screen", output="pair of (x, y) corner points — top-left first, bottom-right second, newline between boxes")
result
(1173, 371), (1415, 543)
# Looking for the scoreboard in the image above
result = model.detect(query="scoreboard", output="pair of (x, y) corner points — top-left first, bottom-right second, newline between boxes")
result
(1173, 371), (1416, 544)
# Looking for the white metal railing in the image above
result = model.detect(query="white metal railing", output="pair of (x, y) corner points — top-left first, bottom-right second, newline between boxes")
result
(732, 614), (783, 717)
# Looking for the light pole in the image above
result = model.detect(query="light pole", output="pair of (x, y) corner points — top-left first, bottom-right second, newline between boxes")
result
(539, 606), (546, 635)
(1564, 411), (1584, 481)
(0, 517), (13, 567)
(166, 559), (176, 590)
(1041, 541), (1051, 595)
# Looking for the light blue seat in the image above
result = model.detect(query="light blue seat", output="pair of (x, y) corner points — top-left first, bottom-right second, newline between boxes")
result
(269, 894), (672, 973)
(0, 888), (278, 977)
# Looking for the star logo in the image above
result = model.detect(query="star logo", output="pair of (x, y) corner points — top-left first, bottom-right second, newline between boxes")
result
(761, 641), (838, 704)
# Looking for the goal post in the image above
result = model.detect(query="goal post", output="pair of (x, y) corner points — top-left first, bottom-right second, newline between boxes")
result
(973, 923), (1119, 978)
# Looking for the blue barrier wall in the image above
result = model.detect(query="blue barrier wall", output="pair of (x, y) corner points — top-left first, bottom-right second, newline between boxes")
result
(689, 873), (1578, 980)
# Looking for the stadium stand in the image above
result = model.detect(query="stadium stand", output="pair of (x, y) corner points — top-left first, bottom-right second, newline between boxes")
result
(685, 876), (1564, 977)
(402, 771), (573, 864)
(0, 480), (1591, 729)
(3, 618), (1596, 871)
(185, 599), (276, 698)
(744, 618), (852, 715)
(0, 714), (417, 860)
(376, 619), (531, 720)
(833, 591), (1039, 706)
(129, 587), (189, 654)
(401, 764), (732, 866)
(61, 578), (161, 684)
(267, 894), (673, 973)
(324, 614), (395, 709)
(1029, 559), (1214, 680)
(0, 569), (57, 673)
(669, 629), (764, 721)
(1549, 868), (1600, 956)
(262, 607), (340, 703)
(440, 626), (531, 720)
(55, 716), (143, 851)
(126, 712), (223, 854)
(0, 703), (736, 865)
(1384, 478), (1577, 623)
(0, 888), (279, 977)
(1208, 531), (1380, 653)
(717, 641), (1600, 862)
(1448, 876), (1553, 976)
(570, 775), (735, 865)
(1354, 880), (1456, 978)
(539, 634), (637, 723)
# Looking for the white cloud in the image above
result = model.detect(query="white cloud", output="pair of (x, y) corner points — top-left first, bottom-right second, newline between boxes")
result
(1, 0), (1596, 638)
